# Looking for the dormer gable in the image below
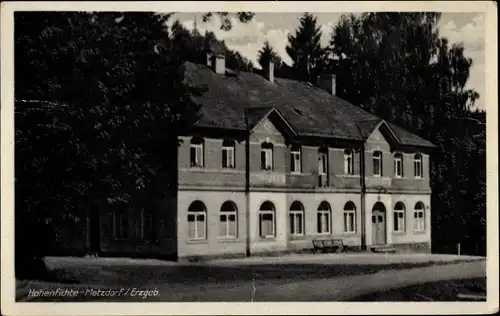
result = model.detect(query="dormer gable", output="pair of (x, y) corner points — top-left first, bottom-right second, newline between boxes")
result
(246, 107), (298, 143)
(365, 120), (400, 151)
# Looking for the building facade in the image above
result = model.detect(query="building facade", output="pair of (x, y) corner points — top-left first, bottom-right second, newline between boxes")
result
(55, 51), (435, 260)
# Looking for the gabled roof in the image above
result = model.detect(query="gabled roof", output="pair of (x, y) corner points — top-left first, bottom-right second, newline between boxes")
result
(182, 62), (436, 148)
(247, 107), (298, 137)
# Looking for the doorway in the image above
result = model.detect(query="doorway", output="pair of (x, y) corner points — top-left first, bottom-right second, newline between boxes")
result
(371, 202), (387, 245)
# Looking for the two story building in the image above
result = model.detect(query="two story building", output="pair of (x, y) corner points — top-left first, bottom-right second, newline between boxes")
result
(89, 49), (435, 261)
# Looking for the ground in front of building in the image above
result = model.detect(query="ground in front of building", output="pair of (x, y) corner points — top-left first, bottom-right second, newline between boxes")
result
(16, 253), (485, 302)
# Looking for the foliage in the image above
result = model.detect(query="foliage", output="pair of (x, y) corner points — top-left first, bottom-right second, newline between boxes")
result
(15, 10), (255, 278)
(257, 40), (283, 70)
(328, 12), (486, 255)
(202, 12), (255, 31)
(285, 13), (327, 84)
(171, 21), (254, 71)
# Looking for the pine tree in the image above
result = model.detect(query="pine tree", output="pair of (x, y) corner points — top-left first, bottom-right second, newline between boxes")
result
(286, 13), (326, 83)
(257, 40), (283, 70)
(328, 12), (485, 255)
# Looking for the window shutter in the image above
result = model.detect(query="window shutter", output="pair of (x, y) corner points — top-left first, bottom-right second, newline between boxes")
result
(190, 147), (196, 166)
(222, 149), (227, 168)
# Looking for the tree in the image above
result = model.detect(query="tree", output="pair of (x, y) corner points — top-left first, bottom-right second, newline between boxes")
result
(14, 12), (201, 278)
(201, 12), (255, 31)
(257, 40), (283, 70)
(15, 10), (256, 279)
(286, 13), (326, 83)
(328, 12), (486, 255)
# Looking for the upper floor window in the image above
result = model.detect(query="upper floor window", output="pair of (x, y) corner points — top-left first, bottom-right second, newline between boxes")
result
(414, 154), (423, 178)
(190, 137), (204, 168)
(414, 202), (425, 232)
(261, 142), (274, 170)
(318, 147), (329, 187)
(289, 201), (305, 236)
(222, 140), (235, 169)
(394, 153), (404, 178)
(290, 144), (302, 173)
(343, 201), (356, 233)
(318, 147), (328, 175)
(393, 202), (405, 233)
(259, 201), (276, 238)
(344, 149), (354, 175)
(188, 200), (206, 240)
(317, 201), (332, 234)
(373, 151), (383, 177)
(220, 201), (237, 238)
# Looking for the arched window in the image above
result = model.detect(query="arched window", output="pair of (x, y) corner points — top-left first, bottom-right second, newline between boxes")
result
(414, 154), (423, 178)
(343, 201), (356, 233)
(187, 200), (206, 240)
(394, 153), (404, 178)
(393, 202), (406, 233)
(261, 142), (274, 170)
(222, 140), (235, 169)
(344, 149), (354, 175)
(414, 202), (425, 232)
(220, 201), (237, 238)
(289, 201), (305, 236)
(290, 144), (302, 173)
(259, 201), (275, 238)
(373, 151), (383, 176)
(190, 137), (204, 168)
(317, 201), (331, 234)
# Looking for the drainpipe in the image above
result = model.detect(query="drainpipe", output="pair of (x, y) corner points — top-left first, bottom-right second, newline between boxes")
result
(360, 142), (367, 250)
(244, 108), (251, 257)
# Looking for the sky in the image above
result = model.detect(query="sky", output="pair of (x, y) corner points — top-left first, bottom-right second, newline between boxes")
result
(170, 12), (486, 111)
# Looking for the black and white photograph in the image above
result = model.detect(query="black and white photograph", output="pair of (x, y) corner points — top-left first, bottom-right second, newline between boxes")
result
(1, 1), (498, 315)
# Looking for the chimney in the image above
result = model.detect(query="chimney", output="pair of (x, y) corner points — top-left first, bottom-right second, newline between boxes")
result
(211, 53), (226, 75)
(317, 73), (337, 96)
(206, 51), (213, 67)
(264, 61), (274, 83)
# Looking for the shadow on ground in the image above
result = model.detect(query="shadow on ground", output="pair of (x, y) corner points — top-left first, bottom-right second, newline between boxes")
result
(351, 277), (487, 301)
(24, 261), (462, 287)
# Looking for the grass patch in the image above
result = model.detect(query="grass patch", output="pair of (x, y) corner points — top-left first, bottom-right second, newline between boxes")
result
(351, 277), (487, 301)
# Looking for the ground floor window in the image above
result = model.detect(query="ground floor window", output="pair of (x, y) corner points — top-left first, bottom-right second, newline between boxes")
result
(289, 201), (305, 236)
(414, 202), (425, 232)
(317, 201), (331, 234)
(343, 201), (356, 233)
(393, 202), (406, 233)
(188, 201), (206, 240)
(220, 201), (237, 238)
(259, 201), (275, 238)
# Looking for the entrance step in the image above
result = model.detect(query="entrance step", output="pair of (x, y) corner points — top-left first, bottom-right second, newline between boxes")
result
(370, 246), (397, 253)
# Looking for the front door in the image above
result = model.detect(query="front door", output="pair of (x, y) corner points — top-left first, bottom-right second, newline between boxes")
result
(371, 210), (386, 245)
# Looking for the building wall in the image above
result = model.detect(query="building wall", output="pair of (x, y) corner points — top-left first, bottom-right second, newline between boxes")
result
(98, 196), (178, 258)
(248, 192), (289, 253)
(177, 190), (247, 258)
(364, 193), (431, 248)
(178, 136), (246, 189)
(171, 119), (433, 258)
(389, 194), (432, 246)
(285, 192), (362, 251)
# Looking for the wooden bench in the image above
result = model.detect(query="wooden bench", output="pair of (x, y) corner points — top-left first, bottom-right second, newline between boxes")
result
(312, 238), (345, 253)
